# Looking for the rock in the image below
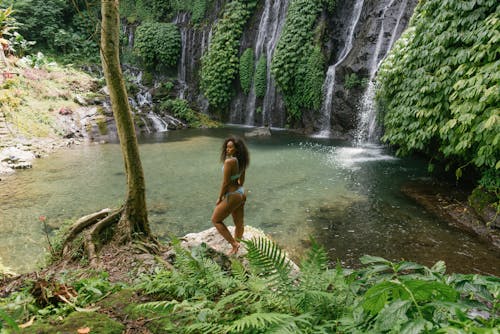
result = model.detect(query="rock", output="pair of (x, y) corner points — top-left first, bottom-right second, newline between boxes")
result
(469, 187), (500, 229)
(245, 127), (271, 137)
(59, 106), (73, 115)
(73, 94), (88, 106)
(181, 225), (300, 276)
(0, 147), (36, 170)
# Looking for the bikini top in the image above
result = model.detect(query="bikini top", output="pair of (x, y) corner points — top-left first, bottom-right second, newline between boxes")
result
(223, 157), (241, 181)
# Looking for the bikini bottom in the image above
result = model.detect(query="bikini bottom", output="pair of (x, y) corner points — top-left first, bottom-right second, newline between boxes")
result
(225, 186), (245, 202)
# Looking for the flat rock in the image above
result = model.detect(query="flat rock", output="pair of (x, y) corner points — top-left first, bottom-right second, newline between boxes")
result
(181, 225), (300, 275)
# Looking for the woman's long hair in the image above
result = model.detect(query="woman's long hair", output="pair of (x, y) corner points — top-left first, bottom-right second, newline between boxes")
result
(220, 136), (250, 170)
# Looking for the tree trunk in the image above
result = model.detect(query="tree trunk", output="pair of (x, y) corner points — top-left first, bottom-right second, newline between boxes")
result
(100, 0), (151, 241)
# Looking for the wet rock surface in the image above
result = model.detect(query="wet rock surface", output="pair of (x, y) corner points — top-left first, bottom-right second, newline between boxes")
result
(401, 181), (500, 251)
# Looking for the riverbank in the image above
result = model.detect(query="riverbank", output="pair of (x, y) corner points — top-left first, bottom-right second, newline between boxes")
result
(402, 180), (500, 251)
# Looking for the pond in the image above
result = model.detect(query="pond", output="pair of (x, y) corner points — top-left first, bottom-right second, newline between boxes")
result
(1, 127), (498, 275)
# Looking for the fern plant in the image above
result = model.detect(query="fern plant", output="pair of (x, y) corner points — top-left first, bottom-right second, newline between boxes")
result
(134, 239), (499, 333)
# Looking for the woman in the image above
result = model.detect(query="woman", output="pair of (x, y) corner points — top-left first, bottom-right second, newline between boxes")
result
(211, 136), (250, 255)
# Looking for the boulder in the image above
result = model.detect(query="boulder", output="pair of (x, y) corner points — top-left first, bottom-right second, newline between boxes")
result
(244, 127), (271, 138)
(0, 147), (36, 170)
(181, 225), (300, 276)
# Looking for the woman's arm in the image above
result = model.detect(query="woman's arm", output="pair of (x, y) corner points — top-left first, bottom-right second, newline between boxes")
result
(217, 159), (234, 204)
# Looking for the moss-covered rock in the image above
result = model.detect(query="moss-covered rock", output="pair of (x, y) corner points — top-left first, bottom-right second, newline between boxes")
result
(22, 311), (124, 334)
(469, 186), (500, 228)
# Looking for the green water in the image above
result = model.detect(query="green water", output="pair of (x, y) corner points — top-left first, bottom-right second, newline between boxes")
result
(1, 128), (498, 275)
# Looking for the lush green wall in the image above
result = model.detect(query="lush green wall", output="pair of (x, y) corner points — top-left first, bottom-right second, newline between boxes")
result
(376, 0), (499, 193)
(200, 0), (257, 109)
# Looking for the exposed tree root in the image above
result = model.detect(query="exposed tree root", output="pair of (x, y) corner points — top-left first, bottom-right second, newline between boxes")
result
(61, 207), (136, 267)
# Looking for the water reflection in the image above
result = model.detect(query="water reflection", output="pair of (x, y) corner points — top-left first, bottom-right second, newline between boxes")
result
(0, 128), (498, 275)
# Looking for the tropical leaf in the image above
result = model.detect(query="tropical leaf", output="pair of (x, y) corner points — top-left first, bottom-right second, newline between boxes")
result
(242, 237), (293, 289)
(227, 312), (294, 332)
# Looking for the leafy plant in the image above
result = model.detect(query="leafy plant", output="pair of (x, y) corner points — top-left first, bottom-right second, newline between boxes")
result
(134, 22), (181, 70)
(376, 0), (499, 200)
(254, 55), (267, 98)
(271, 0), (328, 119)
(159, 98), (219, 128)
(344, 72), (367, 90)
(239, 48), (254, 94)
(200, 0), (257, 109)
(8, 31), (35, 57)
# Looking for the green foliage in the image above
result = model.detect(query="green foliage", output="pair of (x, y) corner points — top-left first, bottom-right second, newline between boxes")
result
(0, 272), (122, 326)
(120, 0), (173, 23)
(254, 55), (267, 98)
(0, 1), (16, 39)
(200, 0), (257, 109)
(339, 255), (499, 333)
(172, 0), (210, 23)
(239, 48), (254, 94)
(344, 72), (367, 90)
(271, 0), (324, 119)
(134, 22), (181, 69)
(0, 307), (19, 331)
(159, 98), (219, 128)
(302, 45), (325, 111)
(135, 239), (499, 333)
(376, 0), (499, 194)
(12, 0), (99, 61)
(8, 31), (36, 57)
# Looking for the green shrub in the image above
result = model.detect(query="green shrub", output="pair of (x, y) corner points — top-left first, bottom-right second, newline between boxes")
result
(303, 45), (325, 111)
(134, 22), (181, 69)
(135, 239), (500, 333)
(344, 72), (367, 90)
(200, 0), (257, 109)
(120, 0), (173, 22)
(239, 48), (254, 94)
(159, 98), (219, 128)
(254, 56), (267, 98)
(376, 0), (499, 196)
(271, 0), (322, 118)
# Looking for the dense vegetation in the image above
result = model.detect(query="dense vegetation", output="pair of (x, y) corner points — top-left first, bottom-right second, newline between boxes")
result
(7, 0), (100, 63)
(376, 0), (499, 200)
(271, 0), (326, 120)
(254, 56), (267, 98)
(1, 239), (498, 332)
(200, 0), (257, 109)
(134, 22), (181, 70)
(239, 48), (254, 94)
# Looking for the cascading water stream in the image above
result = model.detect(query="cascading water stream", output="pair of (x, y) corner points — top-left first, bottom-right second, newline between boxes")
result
(315, 0), (365, 137)
(355, 0), (409, 143)
(174, 12), (190, 99)
(241, 0), (289, 126)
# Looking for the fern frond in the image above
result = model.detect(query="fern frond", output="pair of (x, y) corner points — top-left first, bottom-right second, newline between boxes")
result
(267, 313), (313, 334)
(243, 237), (292, 289)
(231, 258), (248, 283)
(214, 290), (261, 312)
(135, 300), (178, 313)
(227, 312), (294, 333)
(295, 290), (336, 313)
(300, 238), (328, 271)
(185, 322), (226, 334)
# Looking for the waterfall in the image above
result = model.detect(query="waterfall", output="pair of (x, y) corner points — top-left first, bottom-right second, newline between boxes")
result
(175, 12), (190, 99)
(355, 0), (409, 143)
(235, 0), (289, 126)
(315, 0), (365, 137)
(147, 112), (168, 132)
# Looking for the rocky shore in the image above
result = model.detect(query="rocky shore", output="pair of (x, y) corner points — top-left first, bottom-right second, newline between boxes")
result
(402, 181), (500, 251)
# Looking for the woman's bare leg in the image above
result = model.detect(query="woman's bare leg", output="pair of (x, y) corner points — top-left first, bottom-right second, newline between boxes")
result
(232, 199), (244, 241)
(212, 196), (243, 254)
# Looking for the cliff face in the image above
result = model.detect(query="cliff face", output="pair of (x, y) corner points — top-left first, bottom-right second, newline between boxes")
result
(152, 0), (418, 137)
